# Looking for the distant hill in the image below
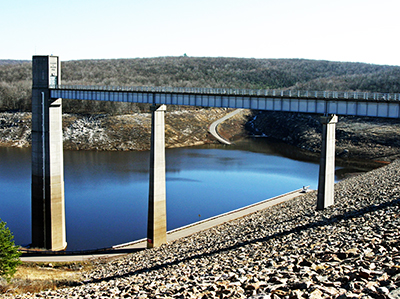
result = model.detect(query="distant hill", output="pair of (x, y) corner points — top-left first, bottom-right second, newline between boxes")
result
(0, 60), (30, 66)
(1, 57), (400, 112)
(61, 57), (400, 92)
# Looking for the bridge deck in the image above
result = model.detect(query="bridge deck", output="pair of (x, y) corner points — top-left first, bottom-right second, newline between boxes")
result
(51, 85), (400, 118)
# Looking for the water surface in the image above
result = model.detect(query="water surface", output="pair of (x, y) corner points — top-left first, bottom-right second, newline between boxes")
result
(0, 138), (354, 250)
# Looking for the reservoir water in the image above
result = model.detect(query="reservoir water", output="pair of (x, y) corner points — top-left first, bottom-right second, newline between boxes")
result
(0, 138), (356, 251)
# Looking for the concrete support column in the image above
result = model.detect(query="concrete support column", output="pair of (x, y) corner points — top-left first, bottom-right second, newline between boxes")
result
(147, 104), (167, 248)
(31, 56), (66, 251)
(317, 114), (338, 210)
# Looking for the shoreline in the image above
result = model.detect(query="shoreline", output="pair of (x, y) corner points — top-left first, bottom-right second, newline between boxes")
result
(20, 189), (305, 262)
(0, 109), (248, 151)
(3, 110), (400, 164)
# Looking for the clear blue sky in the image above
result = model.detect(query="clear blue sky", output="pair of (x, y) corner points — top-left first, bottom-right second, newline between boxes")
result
(2, 0), (400, 66)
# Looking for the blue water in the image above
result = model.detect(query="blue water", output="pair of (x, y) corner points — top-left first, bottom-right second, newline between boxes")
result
(0, 139), (325, 250)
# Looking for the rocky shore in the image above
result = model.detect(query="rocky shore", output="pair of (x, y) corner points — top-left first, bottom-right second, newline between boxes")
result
(247, 111), (400, 163)
(2, 110), (400, 165)
(0, 109), (249, 151)
(5, 159), (400, 298)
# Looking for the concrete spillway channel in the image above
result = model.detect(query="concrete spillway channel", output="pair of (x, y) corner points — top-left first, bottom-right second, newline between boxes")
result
(208, 109), (244, 145)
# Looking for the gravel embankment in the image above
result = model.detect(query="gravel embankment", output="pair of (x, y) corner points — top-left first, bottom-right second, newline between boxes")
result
(8, 160), (400, 298)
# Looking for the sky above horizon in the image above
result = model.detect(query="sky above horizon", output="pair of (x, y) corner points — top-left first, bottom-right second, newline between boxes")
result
(1, 0), (400, 66)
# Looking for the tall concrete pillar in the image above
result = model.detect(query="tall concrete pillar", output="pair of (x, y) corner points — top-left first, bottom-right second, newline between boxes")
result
(147, 104), (167, 248)
(31, 56), (66, 251)
(317, 114), (338, 210)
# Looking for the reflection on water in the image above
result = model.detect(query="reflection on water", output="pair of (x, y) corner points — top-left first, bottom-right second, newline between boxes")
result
(0, 138), (371, 250)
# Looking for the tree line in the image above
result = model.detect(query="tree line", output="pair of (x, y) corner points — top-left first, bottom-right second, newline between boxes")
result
(1, 57), (400, 113)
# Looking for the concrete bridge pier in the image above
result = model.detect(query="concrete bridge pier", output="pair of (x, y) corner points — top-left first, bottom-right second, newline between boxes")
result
(31, 56), (66, 251)
(317, 114), (338, 210)
(147, 104), (167, 248)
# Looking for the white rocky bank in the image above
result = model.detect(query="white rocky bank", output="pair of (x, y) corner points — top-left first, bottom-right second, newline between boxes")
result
(0, 112), (31, 148)
(0, 109), (243, 151)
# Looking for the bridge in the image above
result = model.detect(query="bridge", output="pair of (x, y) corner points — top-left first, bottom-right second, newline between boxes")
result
(32, 55), (400, 251)
(51, 84), (400, 117)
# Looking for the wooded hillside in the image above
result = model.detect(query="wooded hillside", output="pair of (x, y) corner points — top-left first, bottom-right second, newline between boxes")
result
(1, 57), (399, 113)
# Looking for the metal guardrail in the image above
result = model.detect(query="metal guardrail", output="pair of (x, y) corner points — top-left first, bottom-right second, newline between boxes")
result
(53, 85), (400, 102)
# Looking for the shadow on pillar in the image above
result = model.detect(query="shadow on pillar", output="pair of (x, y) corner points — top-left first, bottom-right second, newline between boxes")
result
(147, 104), (167, 248)
(317, 114), (338, 210)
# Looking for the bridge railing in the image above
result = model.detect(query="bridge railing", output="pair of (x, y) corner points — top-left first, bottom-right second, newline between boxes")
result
(54, 85), (400, 102)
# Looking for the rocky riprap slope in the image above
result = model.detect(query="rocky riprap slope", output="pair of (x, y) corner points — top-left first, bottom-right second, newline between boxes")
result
(8, 160), (400, 298)
(247, 111), (400, 162)
(0, 109), (249, 151)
